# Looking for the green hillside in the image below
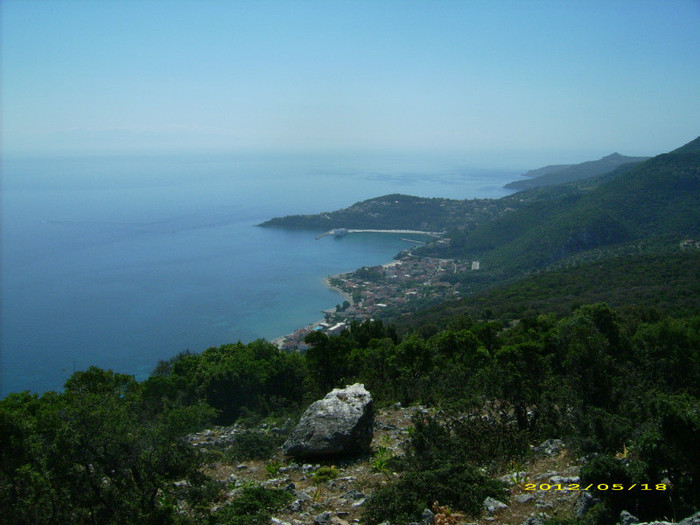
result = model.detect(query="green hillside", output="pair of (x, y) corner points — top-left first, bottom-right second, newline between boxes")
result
(259, 193), (514, 233)
(390, 250), (700, 334)
(504, 152), (650, 190)
(428, 137), (700, 274)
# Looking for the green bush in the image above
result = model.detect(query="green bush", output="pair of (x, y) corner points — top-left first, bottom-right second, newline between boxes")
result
(364, 464), (506, 524)
(579, 455), (651, 524)
(577, 393), (700, 524)
(177, 474), (224, 516)
(409, 413), (530, 470)
(0, 369), (216, 525)
(363, 414), (512, 524)
(312, 466), (339, 484)
(208, 485), (292, 525)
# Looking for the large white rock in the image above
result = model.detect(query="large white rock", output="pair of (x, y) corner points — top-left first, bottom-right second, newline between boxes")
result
(283, 383), (374, 458)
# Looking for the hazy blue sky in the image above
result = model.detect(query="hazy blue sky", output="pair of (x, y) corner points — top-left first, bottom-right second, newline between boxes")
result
(2, 0), (699, 166)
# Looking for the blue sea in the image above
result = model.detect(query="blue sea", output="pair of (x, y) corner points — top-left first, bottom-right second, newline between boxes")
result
(1, 152), (518, 397)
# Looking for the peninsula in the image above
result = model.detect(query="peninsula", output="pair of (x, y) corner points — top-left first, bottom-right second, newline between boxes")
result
(258, 193), (516, 233)
(503, 152), (650, 190)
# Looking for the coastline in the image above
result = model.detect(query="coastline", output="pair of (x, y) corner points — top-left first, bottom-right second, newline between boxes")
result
(271, 273), (354, 349)
(322, 276), (355, 305)
(270, 253), (471, 350)
(272, 261), (395, 349)
(271, 317), (326, 349)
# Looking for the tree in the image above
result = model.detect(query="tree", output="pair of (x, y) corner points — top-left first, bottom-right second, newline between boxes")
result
(304, 331), (352, 393)
(0, 368), (215, 524)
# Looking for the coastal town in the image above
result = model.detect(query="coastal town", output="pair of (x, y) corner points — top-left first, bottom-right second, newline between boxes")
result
(274, 234), (700, 352)
(274, 254), (477, 351)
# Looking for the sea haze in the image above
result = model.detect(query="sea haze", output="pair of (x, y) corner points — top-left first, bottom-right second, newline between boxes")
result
(1, 152), (518, 396)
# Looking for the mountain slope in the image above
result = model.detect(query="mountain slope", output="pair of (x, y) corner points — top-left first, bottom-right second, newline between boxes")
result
(432, 137), (700, 273)
(504, 152), (650, 190)
(259, 193), (513, 233)
(391, 250), (700, 332)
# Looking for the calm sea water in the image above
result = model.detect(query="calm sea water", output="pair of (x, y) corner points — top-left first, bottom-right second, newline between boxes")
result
(1, 152), (518, 397)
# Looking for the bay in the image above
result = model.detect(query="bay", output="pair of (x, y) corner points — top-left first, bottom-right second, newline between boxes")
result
(0, 152), (518, 397)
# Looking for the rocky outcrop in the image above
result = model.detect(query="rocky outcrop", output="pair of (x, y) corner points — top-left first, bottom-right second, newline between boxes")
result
(283, 384), (374, 459)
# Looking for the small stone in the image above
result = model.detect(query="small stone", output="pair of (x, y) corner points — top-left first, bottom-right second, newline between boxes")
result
(341, 489), (365, 500)
(576, 491), (597, 517)
(521, 513), (550, 525)
(619, 510), (640, 525)
(515, 494), (535, 504)
(483, 497), (508, 513)
(500, 472), (528, 486)
(549, 475), (580, 484)
(314, 511), (332, 524)
(535, 439), (564, 457)
(296, 489), (313, 501)
(679, 512), (700, 525)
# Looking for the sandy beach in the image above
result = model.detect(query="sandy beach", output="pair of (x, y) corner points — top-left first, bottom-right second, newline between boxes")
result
(322, 276), (355, 305)
(271, 275), (351, 348)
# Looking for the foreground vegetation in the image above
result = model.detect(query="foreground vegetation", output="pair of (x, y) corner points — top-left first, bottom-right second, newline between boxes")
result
(2, 301), (698, 524)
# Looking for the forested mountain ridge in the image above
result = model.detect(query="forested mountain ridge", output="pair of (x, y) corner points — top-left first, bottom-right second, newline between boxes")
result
(504, 152), (650, 190)
(390, 250), (700, 334)
(424, 137), (700, 274)
(259, 193), (515, 233)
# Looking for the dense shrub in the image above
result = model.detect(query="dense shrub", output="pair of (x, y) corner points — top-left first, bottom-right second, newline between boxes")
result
(148, 340), (307, 424)
(579, 454), (653, 523)
(0, 368), (216, 525)
(364, 463), (506, 524)
(312, 466), (340, 484)
(363, 414), (518, 524)
(208, 485), (293, 525)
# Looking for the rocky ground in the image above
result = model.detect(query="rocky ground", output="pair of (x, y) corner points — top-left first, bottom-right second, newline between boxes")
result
(186, 405), (599, 525)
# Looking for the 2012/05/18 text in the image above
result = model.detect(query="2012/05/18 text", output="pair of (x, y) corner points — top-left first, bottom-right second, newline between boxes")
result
(523, 483), (667, 491)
